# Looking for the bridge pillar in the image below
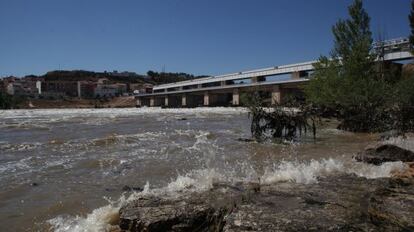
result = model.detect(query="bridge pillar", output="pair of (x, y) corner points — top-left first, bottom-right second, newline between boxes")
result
(182, 95), (187, 107)
(232, 89), (240, 106)
(271, 86), (282, 105)
(203, 92), (209, 106)
(150, 97), (155, 107)
(164, 96), (169, 107)
(292, 71), (307, 79)
(252, 76), (266, 83)
(221, 81), (226, 86)
(136, 98), (141, 107)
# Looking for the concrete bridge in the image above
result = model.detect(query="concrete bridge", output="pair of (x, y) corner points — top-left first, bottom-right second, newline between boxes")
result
(136, 38), (413, 107)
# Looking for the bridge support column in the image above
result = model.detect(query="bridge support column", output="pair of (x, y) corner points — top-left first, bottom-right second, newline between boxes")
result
(203, 92), (209, 106)
(136, 98), (141, 107)
(150, 97), (155, 107)
(252, 76), (266, 83)
(164, 96), (169, 107)
(182, 95), (187, 107)
(271, 86), (282, 105)
(292, 71), (307, 79)
(221, 81), (226, 86)
(232, 89), (240, 106)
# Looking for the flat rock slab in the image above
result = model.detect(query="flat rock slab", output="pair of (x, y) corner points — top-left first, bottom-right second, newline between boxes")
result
(118, 174), (414, 232)
(224, 175), (384, 232)
(119, 184), (247, 232)
(368, 178), (414, 231)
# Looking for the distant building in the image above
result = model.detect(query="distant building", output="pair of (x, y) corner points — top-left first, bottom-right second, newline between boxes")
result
(42, 81), (79, 97)
(78, 81), (97, 98)
(1, 77), (42, 96)
(129, 83), (153, 94)
(94, 84), (118, 98)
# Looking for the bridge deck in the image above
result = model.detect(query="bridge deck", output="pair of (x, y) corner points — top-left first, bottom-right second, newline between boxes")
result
(150, 51), (412, 91)
(137, 78), (309, 97)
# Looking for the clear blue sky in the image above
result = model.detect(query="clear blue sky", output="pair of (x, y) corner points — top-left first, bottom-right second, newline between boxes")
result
(0, 0), (411, 77)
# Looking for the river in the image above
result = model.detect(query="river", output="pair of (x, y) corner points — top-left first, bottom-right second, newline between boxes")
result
(0, 108), (410, 231)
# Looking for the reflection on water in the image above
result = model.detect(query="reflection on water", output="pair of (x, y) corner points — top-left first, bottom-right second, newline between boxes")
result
(0, 108), (409, 231)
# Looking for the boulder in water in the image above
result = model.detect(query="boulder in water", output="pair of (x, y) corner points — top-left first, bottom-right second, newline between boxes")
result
(355, 144), (414, 165)
(122, 185), (143, 192)
(118, 185), (240, 232)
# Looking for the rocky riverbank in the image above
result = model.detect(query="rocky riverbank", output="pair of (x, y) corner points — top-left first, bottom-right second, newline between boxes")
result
(117, 144), (414, 232)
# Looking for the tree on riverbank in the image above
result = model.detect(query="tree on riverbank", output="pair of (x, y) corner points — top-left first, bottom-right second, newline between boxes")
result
(305, 0), (412, 133)
(0, 92), (14, 109)
(0, 92), (26, 109)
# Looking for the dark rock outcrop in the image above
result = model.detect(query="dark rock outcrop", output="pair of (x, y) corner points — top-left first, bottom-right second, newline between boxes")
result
(119, 183), (248, 232)
(355, 144), (414, 165)
(122, 185), (144, 192)
(118, 174), (414, 232)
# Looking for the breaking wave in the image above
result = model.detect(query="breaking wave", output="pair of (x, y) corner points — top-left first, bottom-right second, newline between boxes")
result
(261, 158), (406, 185)
(48, 158), (407, 232)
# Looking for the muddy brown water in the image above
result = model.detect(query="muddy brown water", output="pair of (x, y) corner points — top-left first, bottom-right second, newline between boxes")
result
(0, 108), (408, 231)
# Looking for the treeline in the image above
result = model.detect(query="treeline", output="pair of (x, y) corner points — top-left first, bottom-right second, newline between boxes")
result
(146, 70), (208, 84)
(20, 70), (207, 85)
(0, 92), (23, 109)
(42, 70), (147, 84)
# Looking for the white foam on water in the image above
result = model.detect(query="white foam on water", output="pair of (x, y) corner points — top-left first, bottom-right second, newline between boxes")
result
(261, 158), (344, 184)
(261, 159), (407, 185)
(0, 107), (248, 121)
(47, 157), (407, 232)
(47, 168), (225, 232)
(0, 142), (43, 152)
(48, 203), (121, 232)
(349, 161), (407, 179)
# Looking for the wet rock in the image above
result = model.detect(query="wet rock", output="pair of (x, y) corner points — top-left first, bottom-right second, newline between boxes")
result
(368, 178), (414, 231)
(224, 175), (385, 232)
(122, 185), (143, 192)
(119, 175), (414, 232)
(119, 184), (244, 232)
(355, 144), (414, 165)
(236, 138), (255, 143)
(392, 162), (414, 179)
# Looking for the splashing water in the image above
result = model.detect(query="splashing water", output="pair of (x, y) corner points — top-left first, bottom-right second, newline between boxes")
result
(1, 108), (412, 232)
(48, 158), (407, 231)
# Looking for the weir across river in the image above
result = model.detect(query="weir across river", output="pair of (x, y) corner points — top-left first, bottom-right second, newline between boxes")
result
(136, 38), (413, 107)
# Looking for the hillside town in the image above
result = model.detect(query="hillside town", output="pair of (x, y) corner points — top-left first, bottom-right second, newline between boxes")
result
(0, 72), (153, 99)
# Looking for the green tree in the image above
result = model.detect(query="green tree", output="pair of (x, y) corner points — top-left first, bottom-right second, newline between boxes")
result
(305, 0), (393, 132)
(0, 92), (13, 109)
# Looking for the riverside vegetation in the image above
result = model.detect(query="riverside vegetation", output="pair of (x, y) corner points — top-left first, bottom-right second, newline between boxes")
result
(305, 0), (414, 133)
(246, 0), (414, 141)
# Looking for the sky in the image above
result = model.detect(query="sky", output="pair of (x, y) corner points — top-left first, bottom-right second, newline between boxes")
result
(0, 0), (411, 77)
